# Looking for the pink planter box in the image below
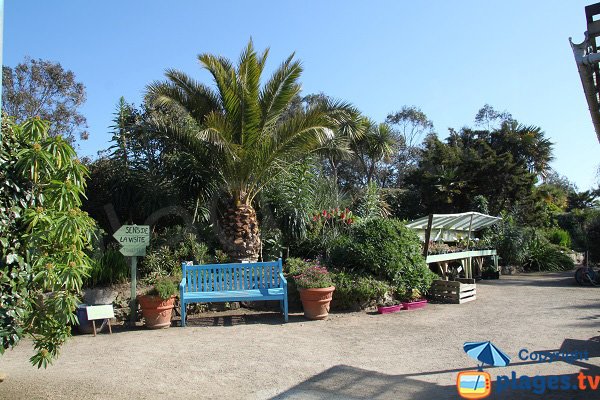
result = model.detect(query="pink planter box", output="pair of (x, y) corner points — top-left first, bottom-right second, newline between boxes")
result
(377, 304), (403, 314)
(401, 299), (428, 310)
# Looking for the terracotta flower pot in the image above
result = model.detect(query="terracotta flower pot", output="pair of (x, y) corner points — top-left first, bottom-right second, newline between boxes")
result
(137, 295), (176, 329)
(298, 286), (335, 320)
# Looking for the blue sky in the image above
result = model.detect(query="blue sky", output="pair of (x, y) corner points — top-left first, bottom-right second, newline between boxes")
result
(4, 0), (599, 189)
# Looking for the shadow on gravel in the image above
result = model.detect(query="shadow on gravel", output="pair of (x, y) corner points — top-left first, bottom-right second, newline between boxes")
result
(482, 273), (579, 288)
(181, 312), (305, 327)
(271, 337), (600, 400)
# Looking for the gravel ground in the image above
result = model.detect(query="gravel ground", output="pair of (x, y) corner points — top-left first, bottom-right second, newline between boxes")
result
(1, 272), (600, 400)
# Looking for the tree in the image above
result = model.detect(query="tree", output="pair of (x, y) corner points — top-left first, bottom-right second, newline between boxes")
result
(491, 121), (554, 180)
(146, 41), (353, 261)
(474, 104), (513, 131)
(2, 58), (88, 143)
(1, 117), (95, 368)
(385, 106), (434, 185)
(351, 120), (398, 185)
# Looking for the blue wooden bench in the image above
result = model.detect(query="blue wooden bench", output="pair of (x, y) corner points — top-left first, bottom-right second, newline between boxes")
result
(179, 258), (288, 326)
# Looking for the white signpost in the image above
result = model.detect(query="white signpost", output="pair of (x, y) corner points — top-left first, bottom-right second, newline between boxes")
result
(113, 225), (150, 324)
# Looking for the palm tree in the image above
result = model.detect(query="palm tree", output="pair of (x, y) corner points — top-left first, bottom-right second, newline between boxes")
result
(146, 41), (353, 261)
(351, 120), (397, 185)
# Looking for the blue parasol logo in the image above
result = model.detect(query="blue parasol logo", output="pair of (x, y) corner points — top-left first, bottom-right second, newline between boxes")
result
(464, 341), (511, 369)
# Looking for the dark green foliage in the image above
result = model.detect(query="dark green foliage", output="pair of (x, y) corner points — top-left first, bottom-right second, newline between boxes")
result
(1, 117), (96, 368)
(330, 272), (391, 310)
(86, 248), (129, 287)
(329, 218), (435, 296)
(489, 218), (574, 271)
(284, 258), (392, 310)
(150, 278), (178, 300)
(395, 263), (438, 299)
(284, 257), (310, 275)
(545, 228), (571, 249)
(405, 121), (552, 216)
(141, 226), (208, 279)
(558, 209), (600, 257)
(330, 219), (425, 281)
(488, 216), (528, 266)
(521, 232), (574, 272)
(588, 216), (600, 263)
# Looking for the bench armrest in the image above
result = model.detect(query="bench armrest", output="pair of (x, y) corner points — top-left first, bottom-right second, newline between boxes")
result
(179, 277), (186, 292)
(279, 272), (287, 287)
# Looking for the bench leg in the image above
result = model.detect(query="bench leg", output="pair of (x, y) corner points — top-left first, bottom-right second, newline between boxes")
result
(181, 302), (186, 327)
(283, 296), (288, 323)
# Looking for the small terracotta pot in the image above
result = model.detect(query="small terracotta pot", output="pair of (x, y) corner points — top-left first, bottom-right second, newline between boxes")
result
(137, 295), (176, 329)
(298, 286), (335, 320)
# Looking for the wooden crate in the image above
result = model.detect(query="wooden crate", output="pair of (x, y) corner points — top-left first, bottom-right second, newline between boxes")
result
(430, 279), (476, 304)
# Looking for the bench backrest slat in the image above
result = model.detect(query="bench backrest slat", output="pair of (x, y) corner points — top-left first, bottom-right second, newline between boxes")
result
(182, 259), (283, 292)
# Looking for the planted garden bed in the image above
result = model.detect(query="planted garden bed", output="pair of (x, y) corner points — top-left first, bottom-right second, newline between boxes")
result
(430, 279), (476, 304)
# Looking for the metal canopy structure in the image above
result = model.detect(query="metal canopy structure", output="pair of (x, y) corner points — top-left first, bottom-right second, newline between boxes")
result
(570, 2), (600, 144)
(406, 212), (501, 234)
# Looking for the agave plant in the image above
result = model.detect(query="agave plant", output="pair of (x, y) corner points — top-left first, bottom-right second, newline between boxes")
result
(147, 40), (355, 261)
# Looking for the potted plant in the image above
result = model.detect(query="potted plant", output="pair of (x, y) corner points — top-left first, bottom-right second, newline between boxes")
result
(377, 299), (402, 314)
(137, 278), (178, 329)
(294, 262), (335, 320)
(401, 288), (428, 311)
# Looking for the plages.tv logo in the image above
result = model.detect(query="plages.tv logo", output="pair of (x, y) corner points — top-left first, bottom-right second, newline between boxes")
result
(457, 341), (511, 399)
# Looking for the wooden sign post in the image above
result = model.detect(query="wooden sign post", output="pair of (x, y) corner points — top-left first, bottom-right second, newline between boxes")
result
(113, 225), (150, 325)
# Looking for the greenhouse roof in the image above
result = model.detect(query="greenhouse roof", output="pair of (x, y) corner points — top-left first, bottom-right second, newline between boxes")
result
(405, 212), (501, 232)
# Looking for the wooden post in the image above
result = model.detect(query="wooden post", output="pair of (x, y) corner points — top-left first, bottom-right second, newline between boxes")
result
(107, 319), (112, 334)
(130, 256), (137, 325)
(92, 320), (97, 337)
(423, 214), (434, 257)
(466, 214), (474, 278)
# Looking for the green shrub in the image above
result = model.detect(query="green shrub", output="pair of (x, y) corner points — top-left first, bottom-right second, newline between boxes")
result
(141, 226), (208, 279)
(522, 232), (574, 272)
(395, 263), (438, 299)
(149, 278), (178, 300)
(86, 248), (129, 287)
(329, 218), (426, 282)
(545, 228), (571, 248)
(488, 217), (527, 266)
(284, 257), (311, 275)
(330, 271), (391, 310)
(587, 216), (600, 263)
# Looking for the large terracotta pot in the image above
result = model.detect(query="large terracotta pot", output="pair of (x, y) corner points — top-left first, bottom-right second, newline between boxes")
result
(137, 295), (176, 329)
(298, 286), (335, 320)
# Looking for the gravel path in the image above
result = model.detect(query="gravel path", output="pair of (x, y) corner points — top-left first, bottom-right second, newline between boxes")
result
(1, 272), (599, 399)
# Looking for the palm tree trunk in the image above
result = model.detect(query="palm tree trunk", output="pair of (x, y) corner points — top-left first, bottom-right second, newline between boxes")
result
(220, 202), (261, 262)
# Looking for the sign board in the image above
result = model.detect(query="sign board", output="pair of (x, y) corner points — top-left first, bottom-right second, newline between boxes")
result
(113, 225), (150, 257)
(113, 225), (150, 246)
(112, 225), (150, 324)
(119, 245), (147, 257)
(85, 305), (115, 321)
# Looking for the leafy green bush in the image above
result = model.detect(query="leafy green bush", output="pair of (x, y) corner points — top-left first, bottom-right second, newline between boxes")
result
(545, 228), (571, 249)
(141, 226), (208, 279)
(284, 257), (311, 275)
(329, 218), (426, 282)
(86, 248), (129, 287)
(149, 278), (178, 300)
(487, 217), (527, 266)
(330, 271), (391, 310)
(395, 263), (438, 299)
(522, 232), (574, 272)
